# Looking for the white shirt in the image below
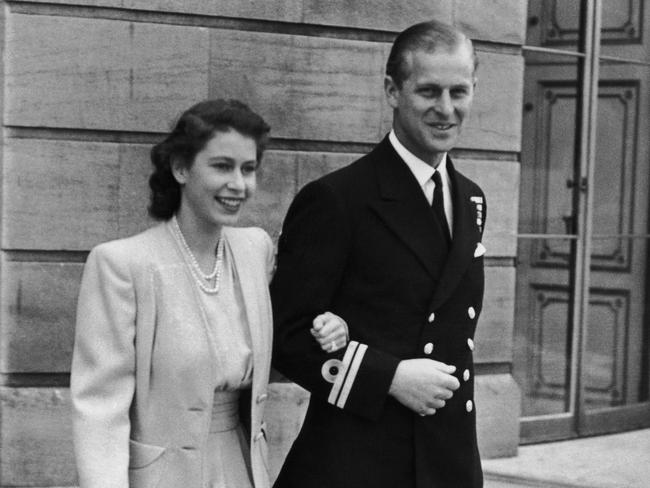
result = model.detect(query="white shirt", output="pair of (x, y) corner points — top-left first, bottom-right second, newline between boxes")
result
(388, 130), (453, 236)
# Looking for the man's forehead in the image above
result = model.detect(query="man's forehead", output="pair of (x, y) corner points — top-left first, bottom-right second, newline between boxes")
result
(401, 44), (476, 80)
(406, 42), (473, 62)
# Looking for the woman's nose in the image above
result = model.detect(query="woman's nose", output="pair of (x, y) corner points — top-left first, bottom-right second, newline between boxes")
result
(227, 170), (246, 191)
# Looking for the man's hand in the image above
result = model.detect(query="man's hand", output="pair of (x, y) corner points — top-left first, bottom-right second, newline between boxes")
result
(388, 359), (460, 416)
(310, 311), (349, 353)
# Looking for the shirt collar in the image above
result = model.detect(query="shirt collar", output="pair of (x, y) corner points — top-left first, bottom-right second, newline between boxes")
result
(388, 130), (449, 188)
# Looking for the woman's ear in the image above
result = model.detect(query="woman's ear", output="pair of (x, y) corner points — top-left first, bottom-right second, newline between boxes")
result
(170, 157), (187, 185)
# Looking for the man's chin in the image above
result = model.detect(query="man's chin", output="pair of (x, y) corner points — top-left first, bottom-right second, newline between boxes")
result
(426, 141), (456, 155)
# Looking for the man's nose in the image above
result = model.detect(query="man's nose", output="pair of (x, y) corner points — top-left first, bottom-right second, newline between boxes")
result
(433, 91), (453, 116)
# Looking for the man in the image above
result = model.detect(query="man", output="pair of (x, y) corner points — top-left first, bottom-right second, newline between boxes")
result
(271, 19), (486, 488)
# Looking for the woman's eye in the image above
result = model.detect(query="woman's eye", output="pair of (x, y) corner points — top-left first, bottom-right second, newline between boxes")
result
(214, 162), (232, 171)
(242, 165), (257, 174)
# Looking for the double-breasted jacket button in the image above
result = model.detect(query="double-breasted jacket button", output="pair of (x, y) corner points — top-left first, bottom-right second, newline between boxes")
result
(423, 342), (434, 355)
(466, 400), (473, 412)
(463, 369), (470, 382)
(428, 312), (435, 323)
(467, 338), (475, 351)
(256, 393), (268, 404)
(468, 307), (476, 319)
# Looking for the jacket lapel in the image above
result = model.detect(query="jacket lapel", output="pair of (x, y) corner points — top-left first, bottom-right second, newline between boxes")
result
(369, 138), (449, 280)
(429, 159), (480, 309)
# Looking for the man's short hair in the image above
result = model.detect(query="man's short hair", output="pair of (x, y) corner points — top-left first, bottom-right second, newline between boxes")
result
(386, 20), (478, 88)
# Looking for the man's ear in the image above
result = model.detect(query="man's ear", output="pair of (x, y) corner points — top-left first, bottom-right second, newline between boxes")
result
(384, 75), (400, 109)
(170, 157), (187, 185)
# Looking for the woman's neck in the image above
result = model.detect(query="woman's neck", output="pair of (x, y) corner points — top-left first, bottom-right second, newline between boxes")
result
(174, 209), (222, 262)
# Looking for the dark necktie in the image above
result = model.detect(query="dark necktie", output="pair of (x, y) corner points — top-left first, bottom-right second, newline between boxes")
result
(432, 171), (452, 244)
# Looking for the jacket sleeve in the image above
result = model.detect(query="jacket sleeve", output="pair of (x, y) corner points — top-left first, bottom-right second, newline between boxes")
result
(271, 180), (400, 422)
(70, 244), (136, 488)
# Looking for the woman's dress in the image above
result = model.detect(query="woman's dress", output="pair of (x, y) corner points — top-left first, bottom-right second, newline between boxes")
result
(180, 235), (255, 488)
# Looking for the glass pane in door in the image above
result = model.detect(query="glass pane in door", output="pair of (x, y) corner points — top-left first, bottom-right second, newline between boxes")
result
(582, 56), (650, 431)
(515, 44), (583, 423)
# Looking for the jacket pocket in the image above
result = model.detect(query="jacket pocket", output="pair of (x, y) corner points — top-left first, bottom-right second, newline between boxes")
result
(128, 439), (167, 488)
(129, 439), (166, 468)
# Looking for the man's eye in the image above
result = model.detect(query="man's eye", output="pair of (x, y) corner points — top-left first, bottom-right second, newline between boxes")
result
(242, 164), (257, 174)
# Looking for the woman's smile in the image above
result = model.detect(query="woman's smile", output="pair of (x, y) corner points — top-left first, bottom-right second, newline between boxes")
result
(215, 196), (246, 213)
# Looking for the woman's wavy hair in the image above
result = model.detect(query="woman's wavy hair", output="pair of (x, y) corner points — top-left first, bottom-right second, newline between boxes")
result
(148, 99), (271, 220)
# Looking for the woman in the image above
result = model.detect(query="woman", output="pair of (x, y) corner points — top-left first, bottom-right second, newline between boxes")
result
(70, 99), (348, 488)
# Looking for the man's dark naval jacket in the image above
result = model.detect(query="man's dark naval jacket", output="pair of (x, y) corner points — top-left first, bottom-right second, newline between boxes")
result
(271, 135), (487, 488)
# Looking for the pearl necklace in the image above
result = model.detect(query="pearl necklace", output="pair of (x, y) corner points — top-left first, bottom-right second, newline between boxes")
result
(171, 216), (224, 294)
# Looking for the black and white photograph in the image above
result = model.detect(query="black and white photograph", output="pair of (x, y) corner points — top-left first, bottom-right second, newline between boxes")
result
(0, 1), (648, 487)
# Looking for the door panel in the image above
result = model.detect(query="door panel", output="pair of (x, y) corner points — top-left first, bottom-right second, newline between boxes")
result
(514, 238), (574, 419)
(528, 0), (643, 46)
(585, 288), (630, 407)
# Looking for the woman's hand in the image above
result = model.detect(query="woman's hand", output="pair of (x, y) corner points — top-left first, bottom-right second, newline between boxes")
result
(310, 311), (349, 353)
